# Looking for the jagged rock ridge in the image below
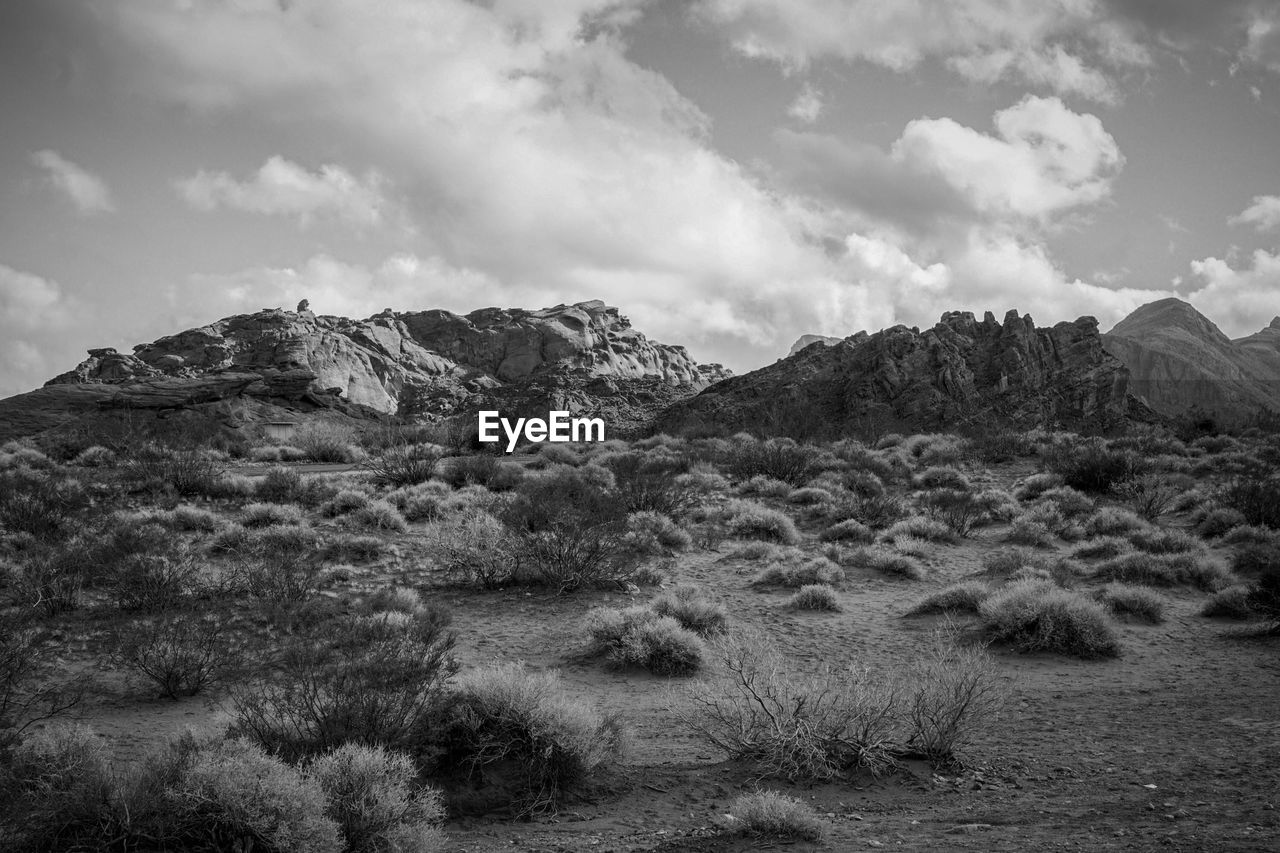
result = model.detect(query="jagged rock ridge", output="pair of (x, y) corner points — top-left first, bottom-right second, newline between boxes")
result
(1101, 297), (1280, 422)
(659, 309), (1151, 437)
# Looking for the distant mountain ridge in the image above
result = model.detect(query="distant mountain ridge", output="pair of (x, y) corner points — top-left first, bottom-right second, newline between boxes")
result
(1101, 297), (1280, 422)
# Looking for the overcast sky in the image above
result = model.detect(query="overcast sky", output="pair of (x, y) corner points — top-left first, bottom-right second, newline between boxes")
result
(3, 0), (1280, 396)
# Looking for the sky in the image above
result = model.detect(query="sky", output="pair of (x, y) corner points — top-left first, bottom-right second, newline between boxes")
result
(2, 0), (1280, 397)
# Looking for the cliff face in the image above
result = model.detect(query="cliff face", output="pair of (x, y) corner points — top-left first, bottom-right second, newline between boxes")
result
(42, 300), (728, 421)
(1102, 298), (1280, 421)
(658, 309), (1150, 437)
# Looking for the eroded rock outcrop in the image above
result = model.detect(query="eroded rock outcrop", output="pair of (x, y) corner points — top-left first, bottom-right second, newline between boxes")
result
(34, 300), (728, 434)
(658, 309), (1151, 437)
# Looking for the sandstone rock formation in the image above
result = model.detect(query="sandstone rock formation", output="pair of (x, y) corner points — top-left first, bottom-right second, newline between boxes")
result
(1, 300), (728, 441)
(658, 309), (1151, 438)
(1102, 298), (1280, 423)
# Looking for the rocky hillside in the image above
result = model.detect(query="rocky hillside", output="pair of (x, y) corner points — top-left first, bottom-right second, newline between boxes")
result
(1, 300), (728, 441)
(658, 309), (1152, 438)
(1101, 298), (1280, 423)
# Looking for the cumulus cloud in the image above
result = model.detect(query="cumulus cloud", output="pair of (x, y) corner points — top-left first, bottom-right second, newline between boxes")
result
(787, 83), (823, 123)
(30, 149), (115, 215)
(0, 262), (82, 396)
(694, 0), (1149, 101)
(1187, 249), (1280, 336)
(1230, 194), (1280, 232)
(174, 156), (390, 227)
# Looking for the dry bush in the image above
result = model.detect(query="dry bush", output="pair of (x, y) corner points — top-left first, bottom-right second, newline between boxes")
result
(752, 556), (843, 588)
(1005, 516), (1056, 548)
(624, 511), (693, 555)
(787, 486), (834, 506)
(228, 527), (329, 604)
(437, 662), (624, 817)
(1218, 468), (1280, 529)
(1094, 552), (1232, 591)
(1195, 507), (1248, 539)
(310, 744), (446, 853)
(720, 438), (823, 486)
(1083, 507), (1151, 537)
(904, 633), (1005, 763)
(437, 454), (524, 491)
(0, 469), (91, 540)
(649, 585), (729, 636)
(363, 444), (441, 487)
(323, 533), (392, 564)
(978, 580), (1120, 659)
(344, 499), (409, 533)
(1072, 536), (1130, 560)
(736, 475), (793, 498)
(723, 499), (801, 546)
(319, 488), (370, 517)
(582, 607), (706, 676)
(107, 551), (204, 612)
(1013, 472), (1063, 501)
(677, 632), (904, 780)
(1200, 585), (1255, 619)
(727, 790), (826, 842)
(111, 612), (244, 698)
(1127, 527), (1199, 554)
(230, 609), (457, 761)
(917, 488), (1005, 537)
(819, 518), (874, 544)
(881, 515), (958, 545)
(1115, 474), (1185, 521)
(1093, 582), (1167, 624)
(254, 466), (305, 503)
(1041, 438), (1144, 494)
(913, 466), (970, 491)
(124, 445), (225, 497)
(906, 581), (990, 616)
(1035, 486), (1095, 519)
(293, 423), (362, 464)
(426, 510), (517, 589)
(1248, 562), (1280, 633)
(0, 624), (81, 753)
(240, 502), (306, 528)
(851, 547), (926, 581)
(789, 583), (841, 611)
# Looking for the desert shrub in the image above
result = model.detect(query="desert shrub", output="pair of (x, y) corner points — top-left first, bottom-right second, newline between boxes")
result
(1218, 467), (1280, 529)
(71, 445), (116, 468)
(978, 580), (1120, 659)
(854, 547), (926, 580)
(427, 510), (517, 589)
(0, 624), (80, 753)
(913, 466), (970, 492)
(125, 445), (225, 497)
(840, 491), (908, 530)
(1115, 474), (1185, 521)
(1041, 438), (1144, 494)
(241, 502), (306, 528)
(227, 527), (328, 603)
(906, 581), (990, 616)
(230, 609), (457, 761)
(726, 790), (826, 842)
(675, 462), (729, 494)
(1073, 536), (1130, 560)
(1094, 552), (1232, 591)
(819, 518), (874, 544)
(963, 429), (1034, 463)
(0, 469), (91, 540)
(723, 541), (792, 562)
(624, 511), (692, 555)
(363, 444), (441, 488)
(789, 583), (841, 611)
(5, 548), (87, 615)
(678, 633), (903, 780)
(310, 744), (446, 853)
(1200, 585), (1255, 619)
(319, 488), (371, 517)
(1196, 507), (1248, 539)
(361, 587), (423, 616)
(107, 550), (204, 612)
(1127, 527), (1199, 554)
(982, 547), (1033, 578)
(1247, 562), (1280, 631)
(649, 585), (728, 636)
(753, 556), (843, 588)
(787, 486), (833, 506)
(293, 423), (361, 463)
(917, 487), (1008, 536)
(111, 612), (244, 699)
(582, 607), (706, 675)
(345, 500), (409, 533)
(1083, 507), (1151, 537)
(254, 465), (306, 503)
(323, 534), (391, 564)
(724, 499), (801, 546)
(721, 439), (822, 487)
(437, 662), (624, 816)
(600, 452), (699, 517)
(881, 515), (957, 545)
(250, 445), (308, 463)
(1221, 525), (1280, 548)
(1004, 516), (1056, 548)
(1232, 541), (1280, 575)
(1014, 472), (1063, 501)
(904, 634), (1005, 763)
(165, 505), (223, 533)
(437, 454), (524, 491)
(736, 475), (792, 498)
(1093, 582), (1167, 623)
(1036, 486), (1095, 519)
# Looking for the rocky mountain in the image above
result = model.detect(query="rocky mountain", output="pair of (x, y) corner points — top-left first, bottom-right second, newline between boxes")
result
(1101, 298), (1280, 423)
(0, 300), (729, 442)
(658, 309), (1152, 438)
(788, 334), (843, 356)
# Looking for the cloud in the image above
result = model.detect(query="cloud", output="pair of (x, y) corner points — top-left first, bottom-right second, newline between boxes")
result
(0, 262), (82, 396)
(1187, 249), (1280, 336)
(30, 149), (115, 215)
(786, 83), (823, 123)
(694, 0), (1149, 102)
(1230, 194), (1280, 232)
(1243, 7), (1280, 72)
(174, 156), (390, 227)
